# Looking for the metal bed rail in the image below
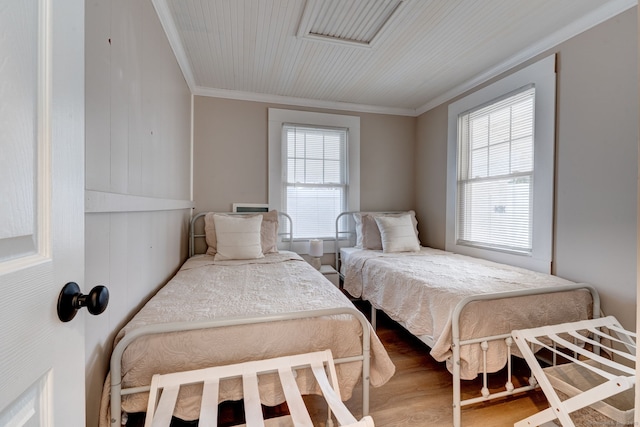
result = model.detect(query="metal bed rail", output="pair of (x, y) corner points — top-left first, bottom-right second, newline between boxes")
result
(334, 211), (602, 426)
(335, 211), (357, 278)
(450, 283), (601, 427)
(189, 211), (293, 257)
(109, 306), (372, 427)
(334, 211), (406, 279)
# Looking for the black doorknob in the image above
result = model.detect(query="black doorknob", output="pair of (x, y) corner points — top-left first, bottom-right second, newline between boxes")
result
(57, 282), (109, 322)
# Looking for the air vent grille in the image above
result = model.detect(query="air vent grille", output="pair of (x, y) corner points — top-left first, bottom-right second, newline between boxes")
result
(298, 0), (405, 48)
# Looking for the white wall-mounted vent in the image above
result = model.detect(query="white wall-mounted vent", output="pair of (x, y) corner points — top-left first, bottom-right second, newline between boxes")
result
(297, 0), (406, 49)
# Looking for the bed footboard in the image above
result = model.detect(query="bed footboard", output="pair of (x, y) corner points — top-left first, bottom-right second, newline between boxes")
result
(450, 283), (600, 427)
(109, 307), (372, 427)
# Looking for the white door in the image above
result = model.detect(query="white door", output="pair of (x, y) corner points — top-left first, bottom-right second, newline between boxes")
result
(0, 0), (86, 426)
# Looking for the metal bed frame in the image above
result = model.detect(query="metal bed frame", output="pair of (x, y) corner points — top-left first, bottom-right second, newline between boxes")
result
(334, 211), (601, 427)
(108, 212), (373, 426)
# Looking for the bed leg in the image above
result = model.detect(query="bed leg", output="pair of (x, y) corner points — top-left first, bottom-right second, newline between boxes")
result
(370, 306), (376, 331)
(360, 314), (372, 417)
(505, 337), (514, 392)
(110, 381), (122, 426)
(452, 342), (461, 427)
(362, 343), (371, 417)
(480, 341), (489, 398)
(450, 295), (463, 427)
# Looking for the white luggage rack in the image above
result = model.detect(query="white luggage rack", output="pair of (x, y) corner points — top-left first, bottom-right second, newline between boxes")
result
(144, 349), (375, 427)
(512, 316), (636, 427)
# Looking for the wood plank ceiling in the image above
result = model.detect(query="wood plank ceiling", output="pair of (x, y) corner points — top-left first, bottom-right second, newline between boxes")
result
(154, 0), (635, 116)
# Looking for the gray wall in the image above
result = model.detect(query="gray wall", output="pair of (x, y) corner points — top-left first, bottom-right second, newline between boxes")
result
(84, 0), (192, 425)
(192, 97), (416, 214)
(554, 9), (637, 332)
(416, 8), (638, 330)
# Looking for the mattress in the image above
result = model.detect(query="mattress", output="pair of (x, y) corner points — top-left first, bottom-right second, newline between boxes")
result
(100, 251), (395, 425)
(339, 247), (361, 276)
(341, 247), (593, 379)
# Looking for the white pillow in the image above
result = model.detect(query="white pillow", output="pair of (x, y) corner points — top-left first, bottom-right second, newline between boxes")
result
(354, 211), (419, 250)
(213, 214), (264, 261)
(205, 210), (279, 256)
(374, 214), (420, 253)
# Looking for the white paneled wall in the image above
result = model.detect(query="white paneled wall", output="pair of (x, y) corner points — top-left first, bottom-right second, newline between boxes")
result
(84, 0), (192, 425)
(86, 0), (191, 199)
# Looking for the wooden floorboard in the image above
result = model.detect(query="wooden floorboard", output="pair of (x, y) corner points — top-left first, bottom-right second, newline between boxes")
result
(311, 300), (550, 426)
(127, 300), (551, 426)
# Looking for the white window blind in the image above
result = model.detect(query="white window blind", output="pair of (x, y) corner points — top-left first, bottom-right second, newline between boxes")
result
(457, 86), (535, 253)
(283, 124), (347, 239)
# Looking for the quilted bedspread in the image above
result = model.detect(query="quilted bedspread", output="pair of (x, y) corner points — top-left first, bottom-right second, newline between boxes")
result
(99, 251), (394, 426)
(343, 247), (593, 379)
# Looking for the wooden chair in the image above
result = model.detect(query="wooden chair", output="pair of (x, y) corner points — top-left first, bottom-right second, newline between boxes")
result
(512, 316), (635, 427)
(144, 349), (375, 427)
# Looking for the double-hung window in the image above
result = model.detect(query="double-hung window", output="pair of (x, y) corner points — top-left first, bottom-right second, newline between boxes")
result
(457, 86), (535, 253)
(446, 55), (556, 273)
(268, 108), (360, 246)
(283, 124), (347, 239)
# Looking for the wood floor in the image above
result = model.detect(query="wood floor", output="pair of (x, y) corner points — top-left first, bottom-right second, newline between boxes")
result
(334, 301), (550, 426)
(128, 300), (552, 426)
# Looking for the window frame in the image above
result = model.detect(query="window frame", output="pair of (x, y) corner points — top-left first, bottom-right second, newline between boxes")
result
(445, 54), (556, 273)
(283, 123), (348, 240)
(456, 85), (535, 254)
(268, 108), (360, 253)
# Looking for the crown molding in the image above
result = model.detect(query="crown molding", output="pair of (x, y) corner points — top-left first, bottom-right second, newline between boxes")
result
(153, 0), (636, 118)
(153, 0), (412, 116)
(415, 0), (637, 115)
(152, 0), (196, 92)
(193, 86), (418, 117)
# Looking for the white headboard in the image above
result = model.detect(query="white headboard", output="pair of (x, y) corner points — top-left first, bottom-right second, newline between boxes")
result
(189, 211), (293, 257)
(334, 211), (409, 273)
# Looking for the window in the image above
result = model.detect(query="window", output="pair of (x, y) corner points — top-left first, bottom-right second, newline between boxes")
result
(283, 124), (347, 239)
(446, 55), (556, 273)
(457, 86), (535, 254)
(268, 109), (360, 247)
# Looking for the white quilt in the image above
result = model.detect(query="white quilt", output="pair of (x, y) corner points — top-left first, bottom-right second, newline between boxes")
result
(100, 251), (394, 426)
(343, 247), (593, 379)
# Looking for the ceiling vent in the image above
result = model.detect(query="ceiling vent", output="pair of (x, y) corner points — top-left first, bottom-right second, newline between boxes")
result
(297, 0), (406, 49)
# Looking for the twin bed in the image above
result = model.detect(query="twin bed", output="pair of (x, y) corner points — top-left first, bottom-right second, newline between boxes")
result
(100, 211), (395, 427)
(102, 209), (601, 427)
(335, 211), (600, 427)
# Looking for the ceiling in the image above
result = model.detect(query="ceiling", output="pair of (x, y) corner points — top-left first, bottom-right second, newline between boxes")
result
(153, 0), (636, 116)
